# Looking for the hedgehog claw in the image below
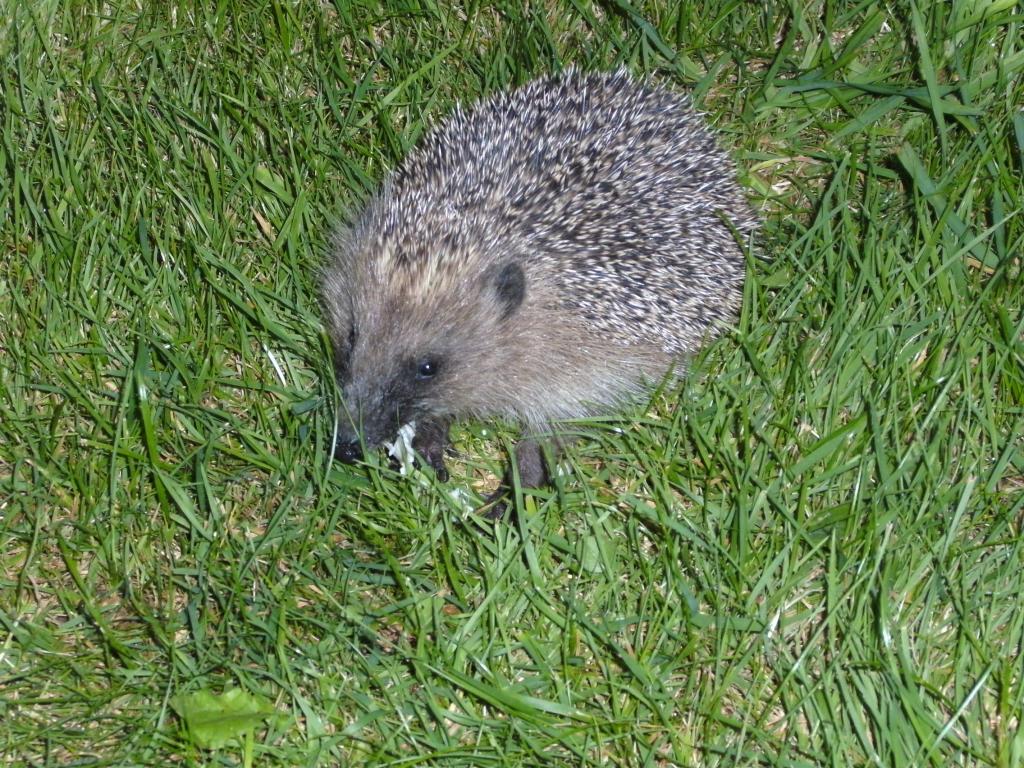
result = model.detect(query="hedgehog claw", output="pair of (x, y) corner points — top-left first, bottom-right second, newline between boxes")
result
(479, 491), (511, 520)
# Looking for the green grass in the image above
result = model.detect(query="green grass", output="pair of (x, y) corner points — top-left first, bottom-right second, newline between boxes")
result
(1, 0), (1022, 765)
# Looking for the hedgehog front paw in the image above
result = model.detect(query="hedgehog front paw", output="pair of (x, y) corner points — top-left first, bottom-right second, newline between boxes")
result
(476, 439), (551, 520)
(412, 418), (452, 482)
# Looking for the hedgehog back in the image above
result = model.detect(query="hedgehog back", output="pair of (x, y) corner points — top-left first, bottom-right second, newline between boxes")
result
(383, 69), (757, 357)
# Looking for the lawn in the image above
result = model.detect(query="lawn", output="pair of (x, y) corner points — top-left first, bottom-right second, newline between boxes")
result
(1, 0), (1022, 765)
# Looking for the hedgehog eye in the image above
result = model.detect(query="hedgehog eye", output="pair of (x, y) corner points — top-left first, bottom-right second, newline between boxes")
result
(416, 358), (440, 380)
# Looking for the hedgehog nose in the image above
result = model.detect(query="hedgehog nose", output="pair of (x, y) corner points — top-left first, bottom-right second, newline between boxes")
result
(334, 440), (363, 464)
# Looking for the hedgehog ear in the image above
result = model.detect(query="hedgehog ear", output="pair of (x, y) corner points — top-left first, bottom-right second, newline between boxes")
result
(490, 262), (525, 320)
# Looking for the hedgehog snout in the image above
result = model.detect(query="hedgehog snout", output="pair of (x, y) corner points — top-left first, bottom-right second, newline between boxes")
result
(331, 413), (364, 463)
(332, 393), (367, 463)
(334, 439), (363, 464)
(332, 384), (398, 462)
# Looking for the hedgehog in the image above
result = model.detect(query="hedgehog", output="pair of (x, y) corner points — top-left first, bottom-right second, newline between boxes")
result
(322, 68), (757, 509)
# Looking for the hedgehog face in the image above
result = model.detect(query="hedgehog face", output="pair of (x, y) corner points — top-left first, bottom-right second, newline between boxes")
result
(333, 334), (450, 454)
(328, 255), (527, 464)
